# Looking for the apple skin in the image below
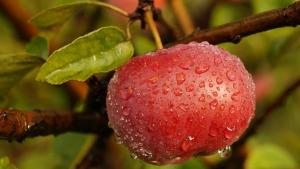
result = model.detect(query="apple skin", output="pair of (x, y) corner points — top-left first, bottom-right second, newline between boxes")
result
(106, 42), (256, 165)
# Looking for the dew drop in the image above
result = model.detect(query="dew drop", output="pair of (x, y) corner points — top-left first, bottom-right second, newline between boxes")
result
(226, 70), (236, 81)
(176, 72), (186, 85)
(214, 56), (222, 65)
(233, 83), (237, 89)
(216, 77), (223, 84)
(130, 153), (138, 160)
(148, 76), (159, 84)
(218, 145), (232, 158)
(139, 148), (153, 159)
(195, 64), (209, 74)
(186, 84), (194, 92)
(209, 83), (213, 88)
(199, 81), (205, 88)
(212, 71), (217, 76)
(181, 136), (195, 151)
(115, 135), (123, 144)
(231, 92), (240, 101)
(212, 91), (218, 97)
(199, 94), (205, 102)
(178, 103), (188, 112)
(209, 126), (218, 137)
(229, 105), (235, 114)
(121, 106), (130, 116)
(209, 99), (218, 110)
(220, 104), (225, 110)
(224, 126), (235, 139)
(173, 88), (183, 96)
(162, 83), (170, 94)
(119, 87), (133, 100)
(179, 60), (193, 70)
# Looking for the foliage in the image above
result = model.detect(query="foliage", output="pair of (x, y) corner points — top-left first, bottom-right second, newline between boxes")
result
(0, 0), (299, 168)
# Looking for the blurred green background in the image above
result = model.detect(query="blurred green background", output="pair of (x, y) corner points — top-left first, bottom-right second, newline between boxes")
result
(0, 0), (300, 168)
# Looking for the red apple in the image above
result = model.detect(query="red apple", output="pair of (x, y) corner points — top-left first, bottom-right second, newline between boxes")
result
(106, 41), (256, 164)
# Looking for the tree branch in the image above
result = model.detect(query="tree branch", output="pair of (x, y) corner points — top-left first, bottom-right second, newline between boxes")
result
(0, 109), (109, 142)
(171, 1), (300, 45)
(0, 0), (38, 41)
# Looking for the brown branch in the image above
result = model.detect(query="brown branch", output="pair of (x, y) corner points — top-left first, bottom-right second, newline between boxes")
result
(171, 1), (300, 45)
(0, 109), (110, 142)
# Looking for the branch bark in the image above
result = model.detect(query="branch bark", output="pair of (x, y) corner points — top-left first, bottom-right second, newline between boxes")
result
(0, 109), (109, 142)
(171, 1), (300, 45)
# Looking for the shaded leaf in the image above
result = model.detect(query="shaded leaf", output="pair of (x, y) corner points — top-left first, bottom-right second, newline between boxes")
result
(36, 26), (134, 85)
(0, 157), (18, 169)
(26, 36), (49, 60)
(0, 54), (44, 99)
(30, 1), (127, 31)
(245, 144), (297, 169)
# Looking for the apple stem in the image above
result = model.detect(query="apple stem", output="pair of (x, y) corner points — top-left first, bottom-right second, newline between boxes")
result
(170, 0), (195, 35)
(144, 6), (164, 49)
(126, 20), (134, 40)
(89, 1), (129, 17)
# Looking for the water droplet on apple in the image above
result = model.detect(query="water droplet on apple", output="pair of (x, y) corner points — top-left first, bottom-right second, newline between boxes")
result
(209, 126), (218, 137)
(119, 87), (133, 100)
(229, 105), (235, 114)
(121, 106), (130, 116)
(173, 88), (183, 96)
(186, 84), (194, 92)
(195, 64), (209, 74)
(181, 136), (195, 151)
(162, 83), (170, 94)
(176, 72), (186, 85)
(179, 60), (193, 70)
(210, 99), (218, 110)
(199, 81), (205, 88)
(130, 153), (138, 159)
(214, 56), (222, 65)
(212, 91), (218, 97)
(199, 94), (205, 102)
(226, 70), (236, 81)
(231, 92), (240, 101)
(224, 126), (235, 139)
(148, 76), (159, 84)
(218, 145), (232, 158)
(216, 77), (223, 84)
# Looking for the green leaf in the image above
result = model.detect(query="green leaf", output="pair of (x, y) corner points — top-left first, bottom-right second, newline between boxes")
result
(0, 157), (18, 169)
(245, 144), (297, 169)
(36, 26), (134, 85)
(26, 36), (49, 60)
(0, 54), (44, 99)
(30, 1), (127, 31)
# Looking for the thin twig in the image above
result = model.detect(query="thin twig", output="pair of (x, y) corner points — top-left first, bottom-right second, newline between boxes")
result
(169, 0), (195, 35)
(171, 1), (300, 45)
(144, 6), (163, 49)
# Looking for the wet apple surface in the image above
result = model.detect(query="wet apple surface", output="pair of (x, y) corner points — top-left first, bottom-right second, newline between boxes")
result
(106, 41), (256, 165)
